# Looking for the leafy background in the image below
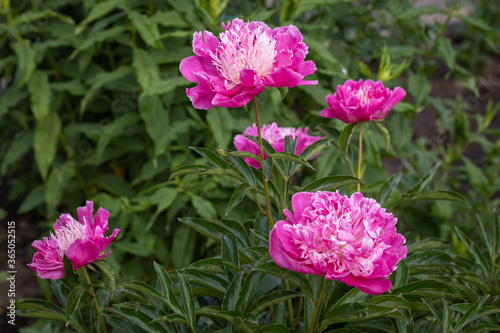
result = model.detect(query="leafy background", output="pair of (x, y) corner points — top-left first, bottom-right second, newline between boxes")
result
(0, 0), (499, 331)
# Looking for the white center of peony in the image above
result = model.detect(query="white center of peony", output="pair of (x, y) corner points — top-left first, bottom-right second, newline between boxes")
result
(54, 219), (86, 260)
(211, 23), (277, 90)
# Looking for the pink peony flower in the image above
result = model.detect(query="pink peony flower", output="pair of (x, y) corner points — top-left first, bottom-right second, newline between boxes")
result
(28, 201), (120, 279)
(233, 122), (322, 169)
(179, 18), (317, 110)
(270, 191), (407, 295)
(320, 79), (406, 123)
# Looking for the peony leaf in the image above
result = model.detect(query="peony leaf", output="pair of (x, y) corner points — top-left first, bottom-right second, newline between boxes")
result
(377, 172), (402, 205)
(339, 122), (357, 165)
(75, 0), (123, 34)
(129, 11), (162, 49)
(221, 234), (241, 279)
(271, 152), (315, 170)
(189, 146), (238, 171)
(301, 175), (360, 192)
(247, 290), (302, 314)
(455, 227), (492, 282)
(28, 70), (51, 122)
(407, 161), (442, 194)
(222, 271), (245, 311)
(226, 183), (252, 216)
(65, 286), (86, 326)
(234, 271), (262, 316)
(178, 274), (196, 331)
(168, 164), (213, 180)
(153, 262), (184, 315)
(34, 110), (61, 180)
(207, 107), (233, 149)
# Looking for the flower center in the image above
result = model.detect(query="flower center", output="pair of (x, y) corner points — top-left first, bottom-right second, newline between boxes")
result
(211, 22), (277, 90)
(54, 219), (86, 260)
(354, 84), (373, 107)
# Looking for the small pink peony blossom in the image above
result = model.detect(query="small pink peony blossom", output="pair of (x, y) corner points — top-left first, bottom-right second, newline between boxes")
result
(179, 18), (317, 110)
(320, 79), (406, 123)
(270, 191), (407, 295)
(28, 201), (120, 279)
(233, 122), (322, 169)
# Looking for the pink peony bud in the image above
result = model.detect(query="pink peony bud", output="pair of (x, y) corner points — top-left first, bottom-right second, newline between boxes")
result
(233, 122), (322, 169)
(321, 79), (406, 123)
(270, 191), (407, 295)
(28, 201), (120, 279)
(180, 18), (317, 110)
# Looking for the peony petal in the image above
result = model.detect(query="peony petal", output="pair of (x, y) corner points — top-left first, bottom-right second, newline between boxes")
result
(290, 192), (314, 224)
(65, 238), (103, 271)
(77, 201), (94, 228)
(338, 274), (392, 295)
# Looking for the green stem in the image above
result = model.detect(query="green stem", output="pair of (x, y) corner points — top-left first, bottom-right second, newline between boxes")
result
(308, 280), (330, 333)
(284, 279), (294, 326)
(250, 190), (267, 216)
(82, 266), (108, 333)
(253, 97), (274, 228)
(357, 123), (363, 192)
(124, 0), (137, 49)
(4, 0), (22, 42)
(419, 1), (460, 73)
(294, 289), (304, 327)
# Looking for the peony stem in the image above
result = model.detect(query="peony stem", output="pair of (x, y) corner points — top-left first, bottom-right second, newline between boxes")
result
(82, 266), (108, 333)
(294, 289), (304, 327)
(308, 279), (329, 333)
(357, 122), (363, 192)
(253, 97), (274, 228)
(284, 279), (294, 326)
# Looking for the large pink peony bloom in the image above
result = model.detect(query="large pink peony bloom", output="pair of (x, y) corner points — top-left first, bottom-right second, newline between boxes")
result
(28, 201), (120, 279)
(179, 18), (317, 110)
(270, 191), (407, 295)
(233, 122), (322, 169)
(320, 79), (406, 123)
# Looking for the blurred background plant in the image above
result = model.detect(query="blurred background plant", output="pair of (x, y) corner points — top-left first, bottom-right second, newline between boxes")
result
(1, 0), (499, 331)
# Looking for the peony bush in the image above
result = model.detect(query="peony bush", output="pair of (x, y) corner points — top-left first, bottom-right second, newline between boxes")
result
(9, 1), (500, 332)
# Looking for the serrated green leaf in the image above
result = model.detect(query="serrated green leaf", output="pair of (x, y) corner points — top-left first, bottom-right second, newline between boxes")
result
(192, 195), (217, 220)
